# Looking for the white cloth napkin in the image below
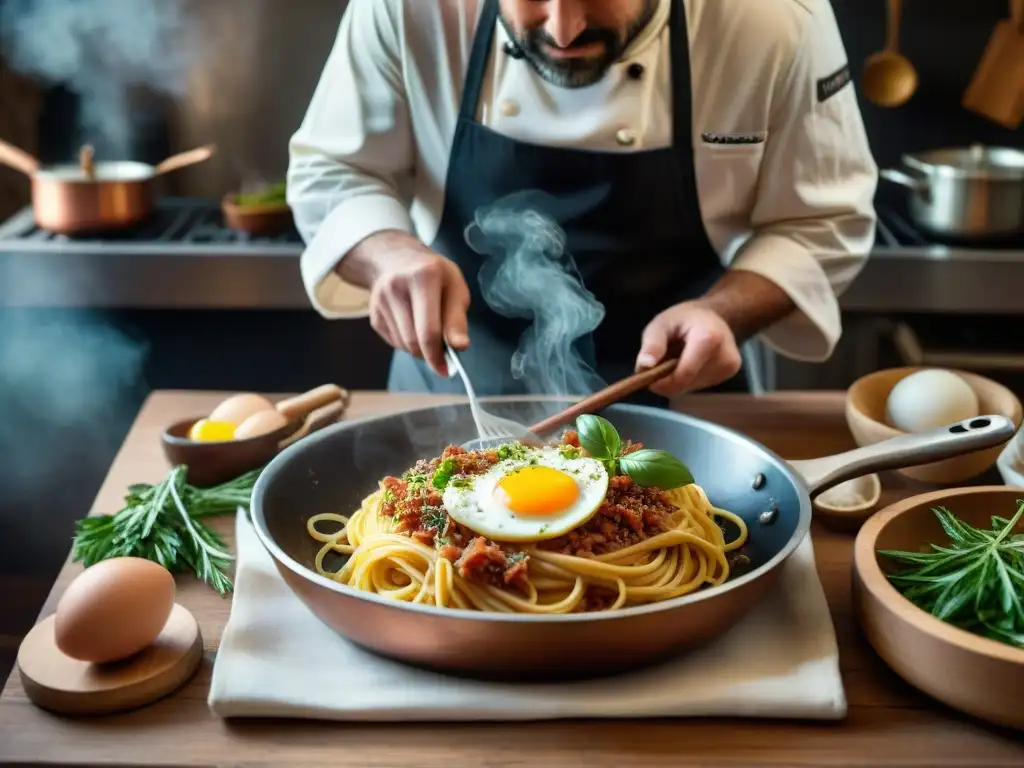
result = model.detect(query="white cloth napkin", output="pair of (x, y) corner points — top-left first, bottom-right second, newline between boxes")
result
(209, 511), (846, 722)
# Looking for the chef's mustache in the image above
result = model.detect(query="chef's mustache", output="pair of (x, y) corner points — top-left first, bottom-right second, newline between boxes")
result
(524, 27), (620, 55)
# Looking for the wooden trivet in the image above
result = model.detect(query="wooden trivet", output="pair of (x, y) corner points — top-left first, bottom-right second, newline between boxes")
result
(17, 603), (203, 716)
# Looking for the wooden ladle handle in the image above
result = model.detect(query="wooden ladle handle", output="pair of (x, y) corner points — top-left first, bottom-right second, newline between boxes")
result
(154, 144), (217, 176)
(276, 384), (349, 422)
(0, 138), (40, 176)
(885, 0), (903, 52)
(278, 400), (346, 450)
(529, 358), (680, 436)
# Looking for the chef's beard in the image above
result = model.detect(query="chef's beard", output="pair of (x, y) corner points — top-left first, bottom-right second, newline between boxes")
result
(501, 0), (657, 89)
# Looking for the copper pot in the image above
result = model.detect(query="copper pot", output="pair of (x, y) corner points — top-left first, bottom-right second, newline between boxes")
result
(0, 139), (216, 234)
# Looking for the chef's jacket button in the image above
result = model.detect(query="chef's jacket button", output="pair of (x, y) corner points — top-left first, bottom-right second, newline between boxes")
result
(616, 128), (637, 147)
(627, 63), (645, 80)
(500, 99), (521, 117)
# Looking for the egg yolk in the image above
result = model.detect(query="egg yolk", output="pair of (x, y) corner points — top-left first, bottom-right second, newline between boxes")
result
(495, 466), (579, 516)
(188, 419), (236, 442)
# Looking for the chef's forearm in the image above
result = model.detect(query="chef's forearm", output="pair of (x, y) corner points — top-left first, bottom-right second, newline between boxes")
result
(697, 269), (797, 343)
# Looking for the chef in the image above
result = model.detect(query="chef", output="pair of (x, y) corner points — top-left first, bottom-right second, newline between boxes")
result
(287, 0), (878, 401)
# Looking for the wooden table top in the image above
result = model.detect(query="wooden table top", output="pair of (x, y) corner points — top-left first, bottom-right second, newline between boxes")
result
(2, 390), (1023, 768)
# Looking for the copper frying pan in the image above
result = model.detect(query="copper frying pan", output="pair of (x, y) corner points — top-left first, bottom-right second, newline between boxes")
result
(0, 139), (216, 235)
(251, 399), (1017, 680)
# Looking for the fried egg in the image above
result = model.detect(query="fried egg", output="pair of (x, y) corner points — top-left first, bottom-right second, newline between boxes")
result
(441, 446), (609, 542)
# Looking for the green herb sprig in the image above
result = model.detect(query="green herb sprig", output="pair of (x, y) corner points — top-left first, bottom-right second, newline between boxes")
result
(575, 414), (694, 490)
(71, 465), (262, 596)
(878, 501), (1024, 649)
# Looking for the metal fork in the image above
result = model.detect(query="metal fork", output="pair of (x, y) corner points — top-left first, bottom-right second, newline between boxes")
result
(444, 343), (541, 451)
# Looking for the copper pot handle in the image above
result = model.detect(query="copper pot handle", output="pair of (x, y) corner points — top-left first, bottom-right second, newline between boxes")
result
(154, 144), (217, 176)
(0, 138), (40, 176)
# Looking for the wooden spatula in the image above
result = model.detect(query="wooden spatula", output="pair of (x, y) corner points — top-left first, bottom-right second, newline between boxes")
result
(963, 0), (1024, 129)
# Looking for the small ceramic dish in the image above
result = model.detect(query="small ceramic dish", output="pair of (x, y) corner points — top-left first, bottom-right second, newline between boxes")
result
(853, 486), (1024, 730)
(996, 429), (1024, 487)
(221, 193), (293, 236)
(162, 385), (349, 487)
(846, 367), (1022, 484)
(812, 473), (882, 532)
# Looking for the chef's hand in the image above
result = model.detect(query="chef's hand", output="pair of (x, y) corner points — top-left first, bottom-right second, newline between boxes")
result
(635, 302), (743, 397)
(338, 230), (471, 377)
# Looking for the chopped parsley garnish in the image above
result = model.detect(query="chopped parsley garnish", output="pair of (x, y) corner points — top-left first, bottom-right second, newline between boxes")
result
(403, 471), (427, 487)
(422, 506), (449, 533)
(506, 551), (528, 565)
(559, 445), (581, 459)
(497, 442), (530, 461)
(431, 457), (458, 490)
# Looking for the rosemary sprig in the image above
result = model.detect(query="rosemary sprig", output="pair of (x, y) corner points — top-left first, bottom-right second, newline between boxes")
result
(71, 465), (263, 595)
(878, 500), (1024, 649)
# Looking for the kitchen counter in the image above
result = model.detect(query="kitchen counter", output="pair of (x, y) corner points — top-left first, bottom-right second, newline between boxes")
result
(1, 390), (1022, 767)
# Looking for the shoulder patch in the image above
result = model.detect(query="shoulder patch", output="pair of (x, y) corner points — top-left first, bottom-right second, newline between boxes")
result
(817, 63), (851, 103)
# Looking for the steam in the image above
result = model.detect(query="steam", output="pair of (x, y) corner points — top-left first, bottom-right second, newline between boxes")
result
(465, 190), (606, 397)
(0, 310), (149, 506)
(0, 0), (199, 157)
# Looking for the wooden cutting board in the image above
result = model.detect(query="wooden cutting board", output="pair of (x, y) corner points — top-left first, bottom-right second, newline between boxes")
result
(963, 0), (1024, 128)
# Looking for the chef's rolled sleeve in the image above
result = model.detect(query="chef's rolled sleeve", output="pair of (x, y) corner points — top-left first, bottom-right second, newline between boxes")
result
(730, 2), (878, 362)
(288, 0), (411, 319)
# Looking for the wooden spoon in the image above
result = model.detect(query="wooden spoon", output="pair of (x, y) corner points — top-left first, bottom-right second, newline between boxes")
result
(529, 358), (679, 436)
(862, 0), (918, 107)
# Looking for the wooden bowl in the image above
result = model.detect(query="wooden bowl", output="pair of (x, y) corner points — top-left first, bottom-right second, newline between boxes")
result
(813, 473), (882, 533)
(846, 367), (1022, 484)
(853, 486), (1024, 730)
(161, 386), (350, 486)
(221, 194), (293, 237)
(162, 417), (299, 487)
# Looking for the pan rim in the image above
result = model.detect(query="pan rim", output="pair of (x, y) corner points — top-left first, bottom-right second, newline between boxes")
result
(249, 399), (813, 624)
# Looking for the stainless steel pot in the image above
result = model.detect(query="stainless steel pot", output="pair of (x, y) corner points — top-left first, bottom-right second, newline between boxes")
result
(250, 400), (1016, 680)
(880, 145), (1024, 239)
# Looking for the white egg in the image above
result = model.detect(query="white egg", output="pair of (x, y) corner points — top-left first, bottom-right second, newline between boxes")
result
(441, 446), (609, 542)
(885, 369), (981, 433)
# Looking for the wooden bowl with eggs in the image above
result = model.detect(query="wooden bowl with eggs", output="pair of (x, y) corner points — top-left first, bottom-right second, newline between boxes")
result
(846, 367), (1022, 484)
(161, 385), (350, 487)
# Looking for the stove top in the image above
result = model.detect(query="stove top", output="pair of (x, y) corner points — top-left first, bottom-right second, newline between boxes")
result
(0, 197), (304, 256)
(1, 196), (1021, 259)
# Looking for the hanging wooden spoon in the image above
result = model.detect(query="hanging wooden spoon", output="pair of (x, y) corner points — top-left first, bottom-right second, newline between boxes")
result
(862, 0), (918, 108)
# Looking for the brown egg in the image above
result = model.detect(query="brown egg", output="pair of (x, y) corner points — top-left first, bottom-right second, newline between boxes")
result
(208, 393), (275, 427)
(54, 557), (176, 664)
(233, 409), (289, 440)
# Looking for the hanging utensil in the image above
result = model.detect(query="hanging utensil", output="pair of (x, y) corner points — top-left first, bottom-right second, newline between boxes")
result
(861, 0), (918, 108)
(962, 0), (1024, 129)
(0, 139), (217, 235)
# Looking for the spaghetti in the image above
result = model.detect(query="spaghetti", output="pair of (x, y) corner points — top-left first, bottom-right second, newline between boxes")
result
(305, 430), (749, 614)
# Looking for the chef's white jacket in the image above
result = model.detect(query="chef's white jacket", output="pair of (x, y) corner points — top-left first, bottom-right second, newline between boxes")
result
(288, 0), (878, 362)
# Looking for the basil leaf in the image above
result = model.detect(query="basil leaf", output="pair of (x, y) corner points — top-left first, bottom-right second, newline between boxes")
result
(575, 414), (621, 460)
(619, 449), (694, 489)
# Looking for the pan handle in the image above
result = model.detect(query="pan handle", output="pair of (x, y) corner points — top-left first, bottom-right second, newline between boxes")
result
(0, 138), (40, 176)
(790, 414), (1017, 496)
(153, 144), (217, 176)
(879, 168), (929, 195)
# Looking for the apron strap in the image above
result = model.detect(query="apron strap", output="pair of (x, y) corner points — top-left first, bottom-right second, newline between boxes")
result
(459, 0), (501, 123)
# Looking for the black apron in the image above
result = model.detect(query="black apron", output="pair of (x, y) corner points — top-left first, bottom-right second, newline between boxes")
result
(387, 0), (748, 405)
